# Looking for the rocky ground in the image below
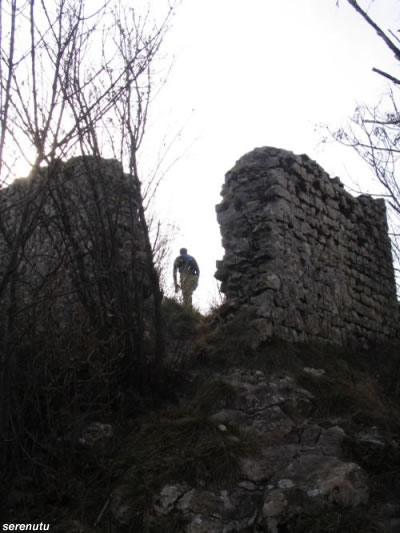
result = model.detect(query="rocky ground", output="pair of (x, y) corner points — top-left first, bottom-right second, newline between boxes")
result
(5, 300), (400, 532)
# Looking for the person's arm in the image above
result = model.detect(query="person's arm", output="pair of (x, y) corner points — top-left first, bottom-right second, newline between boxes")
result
(173, 259), (179, 291)
(193, 257), (200, 276)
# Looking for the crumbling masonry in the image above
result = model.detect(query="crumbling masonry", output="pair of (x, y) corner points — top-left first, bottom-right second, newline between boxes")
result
(0, 156), (155, 340)
(215, 147), (399, 346)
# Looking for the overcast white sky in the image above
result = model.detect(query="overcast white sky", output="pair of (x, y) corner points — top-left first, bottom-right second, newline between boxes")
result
(140, 0), (400, 310)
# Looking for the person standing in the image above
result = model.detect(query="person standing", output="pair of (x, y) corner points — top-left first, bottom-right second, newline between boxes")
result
(173, 248), (200, 308)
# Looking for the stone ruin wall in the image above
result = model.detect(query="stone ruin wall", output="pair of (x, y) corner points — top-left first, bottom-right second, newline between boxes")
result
(215, 147), (399, 347)
(0, 156), (153, 336)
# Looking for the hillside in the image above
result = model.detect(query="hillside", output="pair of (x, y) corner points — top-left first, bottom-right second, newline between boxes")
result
(3, 298), (400, 532)
(2, 149), (400, 532)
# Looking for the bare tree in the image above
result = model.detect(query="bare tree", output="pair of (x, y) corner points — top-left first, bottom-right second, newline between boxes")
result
(333, 0), (400, 279)
(0, 0), (177, 489)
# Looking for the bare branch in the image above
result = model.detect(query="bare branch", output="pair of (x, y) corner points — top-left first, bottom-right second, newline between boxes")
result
(346, 0), (400, 62)
(372, 67), (400, 86)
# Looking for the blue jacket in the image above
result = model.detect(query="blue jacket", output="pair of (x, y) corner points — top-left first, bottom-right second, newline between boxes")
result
(173, 253), (200, 283)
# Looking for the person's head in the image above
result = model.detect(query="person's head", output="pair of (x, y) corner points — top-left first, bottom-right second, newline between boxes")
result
(180, 247), (188, 256)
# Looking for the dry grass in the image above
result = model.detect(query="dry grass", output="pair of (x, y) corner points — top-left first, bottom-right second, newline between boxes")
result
(112, 377), (259, 530)
(287, 507), (384, 533)
(297, 365), (400, 429)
